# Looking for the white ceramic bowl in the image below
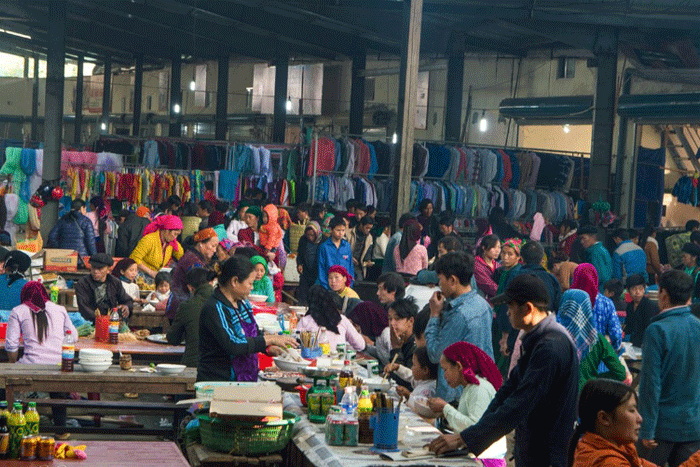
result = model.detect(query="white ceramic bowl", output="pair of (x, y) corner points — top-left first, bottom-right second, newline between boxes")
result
(79, 361), (112, 373)
(364, 376), (392, 392)
(248, 294), (268, 303)
(79, 357), (112, 364)
(273, 357), (310, 372)
(79, 349), (113, 358)
(156, 364), (186, 375)
(412, 397), (439, 419)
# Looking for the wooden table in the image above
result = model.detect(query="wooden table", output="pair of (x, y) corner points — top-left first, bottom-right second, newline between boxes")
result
(0, 363), (196, 405)
(5, 440), (190, 466)
(0, 336), (185, 363)
(187, 443), (284, 467)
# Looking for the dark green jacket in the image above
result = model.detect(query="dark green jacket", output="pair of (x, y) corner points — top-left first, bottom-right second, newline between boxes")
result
(167, 283), (214, 367)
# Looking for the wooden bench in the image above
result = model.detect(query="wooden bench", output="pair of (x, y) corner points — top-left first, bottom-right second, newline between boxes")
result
(33, 399), (188, 439)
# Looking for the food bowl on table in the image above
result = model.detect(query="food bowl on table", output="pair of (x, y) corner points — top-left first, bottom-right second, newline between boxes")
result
(272, 357), (310, 372)
(411, 396), (439, 418)
(156, 364), (186, 375)
(248, 294), (268, 303)
(79, 361), (112, 373)
(364, 376), (392, 392)
(79, 349), (113, 358)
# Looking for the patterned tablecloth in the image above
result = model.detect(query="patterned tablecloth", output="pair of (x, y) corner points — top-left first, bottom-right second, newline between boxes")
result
(283, 392), (482, 467)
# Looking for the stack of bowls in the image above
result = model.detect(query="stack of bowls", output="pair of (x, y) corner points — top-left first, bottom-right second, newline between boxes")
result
(78, 349), (113, 373)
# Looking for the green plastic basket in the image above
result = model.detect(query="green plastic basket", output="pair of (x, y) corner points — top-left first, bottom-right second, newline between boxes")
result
(197, 411), (299, 455)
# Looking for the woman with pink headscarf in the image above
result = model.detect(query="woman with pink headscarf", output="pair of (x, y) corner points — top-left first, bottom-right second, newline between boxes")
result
(571, 263), (623, 353)
(130, 214), (184, 279)
(427, 341), (507, 464)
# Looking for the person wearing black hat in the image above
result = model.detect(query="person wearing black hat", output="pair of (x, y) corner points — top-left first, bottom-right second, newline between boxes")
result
(429, 274), (579, 467)
(0, 250), (31, 310)
(625, 273), (659, 347)
(74, 253), (133, 322)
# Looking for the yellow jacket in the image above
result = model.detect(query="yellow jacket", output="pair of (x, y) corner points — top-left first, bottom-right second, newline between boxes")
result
(130, 231), (183, 272)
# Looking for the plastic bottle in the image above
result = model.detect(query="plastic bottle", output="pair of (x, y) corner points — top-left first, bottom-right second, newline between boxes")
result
(61, 330), (75, 373)
(340, 386), (358, 417)
(7, 402), (25, 459)
(50, 285), (59, 303)
(24, 402), (39, 435)
(357, 385), (372, 415)
(109, 308), (120, 344)
(288, 310), (298, 331)
(0, 401), (9, 421)
(0, 415), (9, 459)
(338, 360), (353, 389)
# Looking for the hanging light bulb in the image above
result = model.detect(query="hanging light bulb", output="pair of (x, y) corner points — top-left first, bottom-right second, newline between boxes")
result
(173, 103), (181, 114)
(392, 132), (398, 144)
(286, 97), (293, 112)
(479, 112), (488, 133)
(563, 123), (571, 133)
(100, 122), (107, 131)
(189, 79), (196, 91)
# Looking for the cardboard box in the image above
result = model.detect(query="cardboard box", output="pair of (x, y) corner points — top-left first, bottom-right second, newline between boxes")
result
(43, 249), (79, 272)
(209, 382), (282, 420)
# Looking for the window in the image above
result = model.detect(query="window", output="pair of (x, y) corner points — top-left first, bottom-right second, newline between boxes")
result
(557, 57), (575, 79)
(195, 64), (207, 107)
(0, 52), (26, 77)
(146, 95), (152, 111)
(364, 78), (375, 101)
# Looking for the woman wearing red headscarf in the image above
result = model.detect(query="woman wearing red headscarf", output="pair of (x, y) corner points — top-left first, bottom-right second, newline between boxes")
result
(427, 341), (507, 462)
(394, 219), (428, 276)
(327, 265), (359, 299)
(5, 281), (77, 364)
(130, 214), (184, 279)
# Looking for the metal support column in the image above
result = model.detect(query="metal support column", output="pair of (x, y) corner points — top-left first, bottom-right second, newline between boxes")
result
(215, 55), (229, 141)
(41, 0), (67, 241)
(169, 56), (182, 137)
(445, 32), (465, 142)
(101, 58), (111, 134)
(133, 54), (143, 137)
(588, 27), (619, 204)
(74, 55), (84, 144)
(272, 57), (289, 143)
(31, 55), (39, 141)
(391, 0), (423, 228)
(349, 51), (367, 136)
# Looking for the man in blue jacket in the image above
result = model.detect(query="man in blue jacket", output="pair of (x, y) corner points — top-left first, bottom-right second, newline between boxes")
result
(638, 270), (700, 467)
(317, 216), (353, 290)
(426, 251), (493, 403)
(612, 227), (648, 283)
(429, 274), (578, 467)
(579, 225), (613, 292)
(47, 198), (97, 258)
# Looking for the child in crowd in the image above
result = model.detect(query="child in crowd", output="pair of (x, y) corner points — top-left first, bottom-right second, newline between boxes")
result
(624, 273), (659, 348)
(259, 204), (284, 254)
(250, 255), (275, 303)
(396, 347), (438, 412)
(145, 271), (172, 311)
(603, 279), (626, 311)
(112, 258), (141, 302)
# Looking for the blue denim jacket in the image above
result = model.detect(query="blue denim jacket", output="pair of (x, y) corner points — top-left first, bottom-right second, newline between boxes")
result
(425, 289), (494, 402)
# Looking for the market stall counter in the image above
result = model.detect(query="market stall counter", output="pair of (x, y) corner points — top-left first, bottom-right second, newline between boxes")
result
(282, 393), (482, 467)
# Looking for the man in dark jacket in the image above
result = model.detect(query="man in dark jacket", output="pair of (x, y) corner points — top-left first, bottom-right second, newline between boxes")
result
(75, 253), (133, 322)
(115, 210), (150, 258)
(47, 198), (97, 257)
(166, 267), (214, 367)
(429, 274), (579, 467)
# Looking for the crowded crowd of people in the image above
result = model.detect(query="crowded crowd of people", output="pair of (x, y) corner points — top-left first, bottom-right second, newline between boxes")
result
(4, 190), (700, 466)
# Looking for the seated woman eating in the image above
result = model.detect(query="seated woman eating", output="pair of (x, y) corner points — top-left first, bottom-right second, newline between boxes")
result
(427, 341), (507, 461)
(570, 379), (700, 467)
(296, 285), (366, 351)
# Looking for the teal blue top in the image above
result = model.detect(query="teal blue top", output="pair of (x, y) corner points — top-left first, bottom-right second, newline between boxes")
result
(0, 274), (28, 310)
(586, 242), (612, 292)
(252, 275), (275, 303)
